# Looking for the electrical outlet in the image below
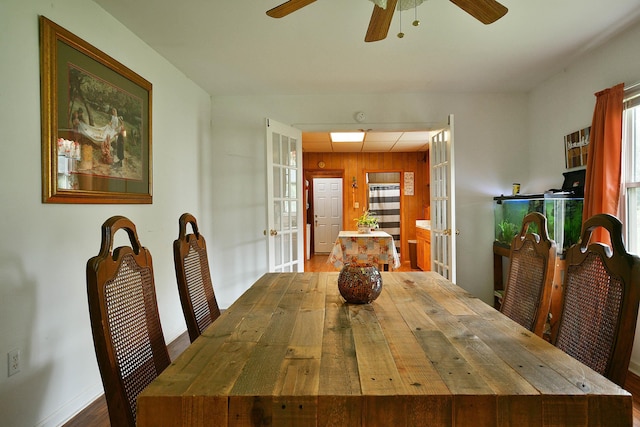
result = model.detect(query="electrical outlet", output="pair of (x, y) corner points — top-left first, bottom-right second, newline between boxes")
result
(8, 349), (20, 377)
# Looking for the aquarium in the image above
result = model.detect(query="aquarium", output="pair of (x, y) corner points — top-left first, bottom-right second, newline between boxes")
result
(493, 193), (583, 256)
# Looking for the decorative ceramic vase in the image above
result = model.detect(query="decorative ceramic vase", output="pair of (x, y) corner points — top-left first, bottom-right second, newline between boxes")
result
(337, 263), (383, 304)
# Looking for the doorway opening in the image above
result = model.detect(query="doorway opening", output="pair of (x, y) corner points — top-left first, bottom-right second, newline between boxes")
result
(366, 172), (401, 255)
(301, 127), (439, 271)
(305, 168), (344, 260)
(312, 177), (343, 253)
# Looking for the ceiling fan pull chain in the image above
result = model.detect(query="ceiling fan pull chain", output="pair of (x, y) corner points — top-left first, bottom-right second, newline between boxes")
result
(413, 0), (420, 26)
(397, 4), (404, 38)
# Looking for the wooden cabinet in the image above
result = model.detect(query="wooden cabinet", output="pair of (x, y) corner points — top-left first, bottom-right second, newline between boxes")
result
(416, 227), (431, 271)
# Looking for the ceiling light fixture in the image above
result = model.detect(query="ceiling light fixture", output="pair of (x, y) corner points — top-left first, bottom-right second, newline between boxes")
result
(368, 0), (424, 38)
(330, 132), (365, 143)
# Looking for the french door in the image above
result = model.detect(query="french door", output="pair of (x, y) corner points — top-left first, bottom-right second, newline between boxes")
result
(265, 119), (304, 272)
(430, 115), (457, 282)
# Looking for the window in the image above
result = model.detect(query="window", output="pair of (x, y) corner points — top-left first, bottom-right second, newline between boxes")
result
(622, 84), (640, 254)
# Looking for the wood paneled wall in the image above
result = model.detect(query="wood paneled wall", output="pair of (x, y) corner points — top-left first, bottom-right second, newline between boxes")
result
(303, 152), (429, 259)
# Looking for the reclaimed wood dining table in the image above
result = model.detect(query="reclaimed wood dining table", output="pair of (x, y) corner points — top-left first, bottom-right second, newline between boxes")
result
(137, 272), (632, 426)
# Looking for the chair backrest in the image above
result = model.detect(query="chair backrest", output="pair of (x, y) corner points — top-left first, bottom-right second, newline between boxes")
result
(500, 212), (557, 337)
(553, 213), (640, 386)
(173, 213), (221, 342)
(86, 216), (170, 427)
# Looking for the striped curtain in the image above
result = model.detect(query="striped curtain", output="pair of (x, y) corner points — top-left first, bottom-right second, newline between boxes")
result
(368, 184), (401, 253)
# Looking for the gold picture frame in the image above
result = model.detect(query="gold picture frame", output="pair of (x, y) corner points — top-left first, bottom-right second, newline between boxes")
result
(40, 16), (152, 204)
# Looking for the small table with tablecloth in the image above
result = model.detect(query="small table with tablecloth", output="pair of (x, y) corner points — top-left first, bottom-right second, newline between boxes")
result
(328, 230), (400, 270)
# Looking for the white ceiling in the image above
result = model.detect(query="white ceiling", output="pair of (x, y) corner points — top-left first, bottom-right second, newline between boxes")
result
(93, 0), (640, 152)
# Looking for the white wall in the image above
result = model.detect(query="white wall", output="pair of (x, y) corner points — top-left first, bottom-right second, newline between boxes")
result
(209, 92), (528, 306)
(528, 21), (640, 193)
(0, 1), (210, 426)
(528, 21), (640, 371)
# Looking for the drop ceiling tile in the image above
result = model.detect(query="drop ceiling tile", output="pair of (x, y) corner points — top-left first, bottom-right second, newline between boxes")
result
(363, 140), (395, 151)
(302, 132), (331, 142)
(331, 142), (364, 152)
(398, 131), (432, 141)
(391, 141), (429, 151)
(303, 142), (333, 152)
(365, 132), (403, 142)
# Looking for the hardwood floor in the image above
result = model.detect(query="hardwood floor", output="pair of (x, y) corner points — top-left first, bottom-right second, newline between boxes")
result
(304, 253), (417, 272)
(65, 255), (640, 426)
(62, 332), (190, 427)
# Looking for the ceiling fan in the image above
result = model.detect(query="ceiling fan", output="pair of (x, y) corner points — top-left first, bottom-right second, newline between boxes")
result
(266, 0), (508, 42)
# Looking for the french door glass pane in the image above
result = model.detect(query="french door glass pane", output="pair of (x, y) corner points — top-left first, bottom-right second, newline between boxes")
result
(290, 168), (297, 199)
(292, 231), (298, 262)
(274, 234), (282, 266)
(273, 132), (281, 165)
(283, 168), (289, 198)
(291, 200), (297, 228)
(289, 139), (297, 167)
(283, 136), (290, 166)
(273, 166), (281, 198)
(274, 202), (281, 231)
(284, 233), (291, 263)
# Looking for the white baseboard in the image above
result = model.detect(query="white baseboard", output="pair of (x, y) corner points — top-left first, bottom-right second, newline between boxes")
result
(36, 384), (103, 427)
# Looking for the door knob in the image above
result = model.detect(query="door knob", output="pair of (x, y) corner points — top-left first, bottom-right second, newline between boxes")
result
(270, 229), (278, 236)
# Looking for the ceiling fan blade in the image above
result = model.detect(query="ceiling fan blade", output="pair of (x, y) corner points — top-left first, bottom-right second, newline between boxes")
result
(365, 0), (398, 42)
(449, 0), (508, 24)
(266, 0), (317, 18)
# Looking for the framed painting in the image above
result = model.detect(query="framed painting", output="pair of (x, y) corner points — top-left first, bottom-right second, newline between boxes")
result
(40, 16), (152, 204)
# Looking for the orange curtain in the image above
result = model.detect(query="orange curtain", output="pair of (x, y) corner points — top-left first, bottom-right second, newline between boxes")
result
(582, 83), (624, 243)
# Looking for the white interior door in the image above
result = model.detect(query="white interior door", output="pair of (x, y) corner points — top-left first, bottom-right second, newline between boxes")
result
(430, 115), (457, 282)
(265, 118), (304, 272)
(313, 178), (343, 253)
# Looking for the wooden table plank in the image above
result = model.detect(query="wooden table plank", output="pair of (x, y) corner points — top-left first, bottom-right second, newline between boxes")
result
(318, 276), (360, 396)
(318, 275), (364, 426)
(374, 277), (452, 396)
(349, 302), (405, 395)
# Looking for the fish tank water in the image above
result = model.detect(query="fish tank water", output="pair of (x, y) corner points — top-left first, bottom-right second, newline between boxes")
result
(493, 193), (583, 256)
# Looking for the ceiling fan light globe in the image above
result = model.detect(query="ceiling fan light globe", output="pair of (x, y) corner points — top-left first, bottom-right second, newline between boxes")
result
(412, 20), (420, 26)
(397, 0), (426, 11)
(368, 0), (388, 9)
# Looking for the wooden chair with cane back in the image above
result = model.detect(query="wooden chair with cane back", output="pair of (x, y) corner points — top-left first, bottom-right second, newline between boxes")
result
(500, 212), (557, 337)
(173, 213), (221, 342)
(86, 216), (170, 427)
(552, 213), (640, 387)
